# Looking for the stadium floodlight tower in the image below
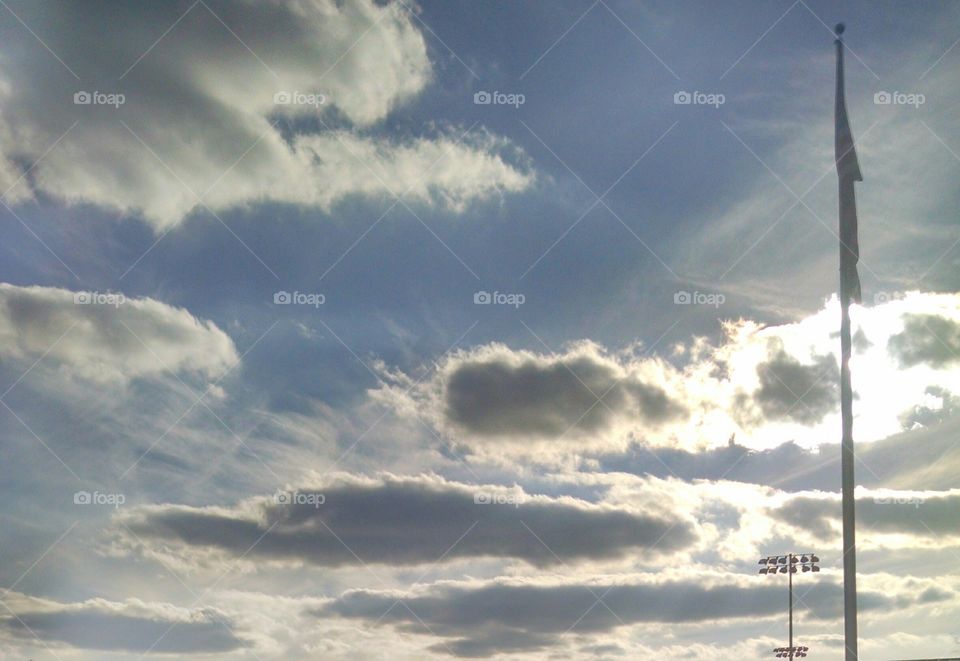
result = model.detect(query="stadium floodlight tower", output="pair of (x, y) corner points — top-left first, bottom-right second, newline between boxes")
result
(759, 553), (820, 659)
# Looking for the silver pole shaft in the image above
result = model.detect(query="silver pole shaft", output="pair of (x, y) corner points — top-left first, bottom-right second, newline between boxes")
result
(840, 267), (858, 660)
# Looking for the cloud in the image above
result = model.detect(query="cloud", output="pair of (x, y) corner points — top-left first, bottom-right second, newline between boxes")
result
(117, 474), (695, 568)
(0, 592), (247, 654)
(443, 343), (685, 438)
(594, 411), (960, 492)
(376, 293), (960, 455)
(900, 386), (960, 430)
(317, 575), (924, 657)
(889, 313), (960, 368)
(527, 469), (960, 565)
(734, 342), (837, 426)
(770, 489), (960, 541)
(0, 0), (533, 228)
(595, 439), (823, 488)
(704, 293), (960, 448)
(374, 341), (688, 452)
(0, 283), (237, 383)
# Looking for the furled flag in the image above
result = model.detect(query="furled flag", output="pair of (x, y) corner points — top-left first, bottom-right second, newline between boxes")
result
(835, 25), (862, 304)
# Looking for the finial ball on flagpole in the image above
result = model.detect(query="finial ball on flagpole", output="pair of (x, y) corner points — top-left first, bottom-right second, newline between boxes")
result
(835, 23), (845, 35)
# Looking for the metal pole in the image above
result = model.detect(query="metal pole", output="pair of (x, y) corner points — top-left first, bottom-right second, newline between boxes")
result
(836, 27), (860, 660)
(840, 280), (858, 659)
(789, 553), (794, 661)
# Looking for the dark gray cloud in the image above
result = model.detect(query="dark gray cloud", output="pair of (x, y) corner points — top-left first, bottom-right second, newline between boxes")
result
(121, 476), (695, 567)
(770, 492), (960, 540)
(772, 496), (839, 539)
(317, 578), (911, 657)
(736, 345), (837, 426)
(899, 386), (959, 429)
(919, 586), (953, 603)
(444, 352), (684, 438)
(0, 601), (246, 654)
(889, 313), (960, 368)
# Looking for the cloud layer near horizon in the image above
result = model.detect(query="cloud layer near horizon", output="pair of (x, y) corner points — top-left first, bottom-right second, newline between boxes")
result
(317, 573), (952, 657)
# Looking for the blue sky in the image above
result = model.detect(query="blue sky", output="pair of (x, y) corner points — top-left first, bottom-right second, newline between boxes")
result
(0, 1), (959, 659)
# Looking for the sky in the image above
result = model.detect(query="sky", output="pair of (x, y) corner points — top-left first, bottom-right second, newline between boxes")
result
(0, 0), (959, 659)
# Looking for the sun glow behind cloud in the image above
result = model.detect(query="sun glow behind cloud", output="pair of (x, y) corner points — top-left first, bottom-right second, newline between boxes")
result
(375, 292), (960, 456)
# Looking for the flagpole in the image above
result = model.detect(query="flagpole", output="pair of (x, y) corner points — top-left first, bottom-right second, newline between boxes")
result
(834, 22), (859, 661)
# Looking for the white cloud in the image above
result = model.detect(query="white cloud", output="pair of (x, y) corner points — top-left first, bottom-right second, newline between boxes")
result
(0, 282), (237, 384)
(710, 292), (960, 449)
(0, 0), (533, 228)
